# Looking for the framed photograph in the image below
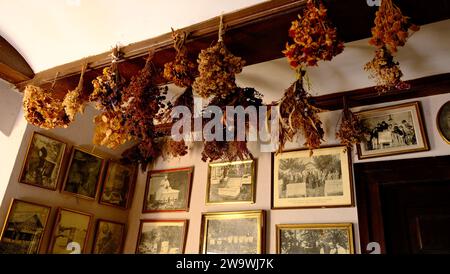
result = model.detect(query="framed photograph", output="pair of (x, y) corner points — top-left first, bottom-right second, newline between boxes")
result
(143, 167), (193, 213)
(276, 223), (354, 254)
(47, 208), (93, 254)
(62, 147), (106, 200)
(0, 199), (51, 254)
(206, 160), (256, 205)
(135, 220), (188, 254)
(199, 210), (265, 254)
(92, 219), (126, 254)
(99, 162), (137, 209)
(19, 132), (67, 190)
(356, 101), (429, 159)
(272, 146), (353, 209)
(437, 100), (450, 144)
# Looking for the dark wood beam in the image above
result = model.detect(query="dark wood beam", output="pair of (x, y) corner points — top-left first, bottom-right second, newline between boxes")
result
(0, 36), (34, 84)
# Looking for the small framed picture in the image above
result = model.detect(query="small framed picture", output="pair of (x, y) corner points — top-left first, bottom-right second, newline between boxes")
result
(276, 223), (354, 254)
(436, 100), (450, 144)
(92, 219), (126, 254)
(47, 208), (93, 254)
(135, 220), (188, 254)
(99, 162), (137, 209)
(199, 210), (265, 254)
(62, 147), (106, 200)
(0, 199), (51, 254)
(272, 146), (353, 209)
(206, 159), (256, 205)
(356, 101), (429, 159)
(143, 167), (193, 213)
(19, 132), (67, 190)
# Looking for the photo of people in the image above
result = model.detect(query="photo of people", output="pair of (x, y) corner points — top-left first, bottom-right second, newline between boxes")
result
(100, 162), (136, 208)
(92, 220), (125, 254)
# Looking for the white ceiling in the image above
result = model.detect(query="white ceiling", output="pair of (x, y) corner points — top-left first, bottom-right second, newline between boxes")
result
(0, 0), (267, 73)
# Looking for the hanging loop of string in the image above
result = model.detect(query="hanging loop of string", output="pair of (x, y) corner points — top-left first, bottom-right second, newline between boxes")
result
(171, 28), (187, 54)
(50, 72), (60, 91)
(77, 63), (87, 89)
(218, 13), (225, 42)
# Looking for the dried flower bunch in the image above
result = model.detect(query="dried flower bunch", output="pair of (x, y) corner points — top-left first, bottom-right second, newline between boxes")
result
(277, 74), (324, 153)
(89, 65), (126, 112)
(163, 31), (196, 88)
(336, 107), (365, 148)
(93, 111), (130, 149)
(121, 139), (161, 171)
(369, 0), (419, 53)
(63, 65), (87, 121)
(161, 137), (189, 159)
(193, 40), (245, 99)
(283, 0), (344, 69)
(23, 85), (70, 129)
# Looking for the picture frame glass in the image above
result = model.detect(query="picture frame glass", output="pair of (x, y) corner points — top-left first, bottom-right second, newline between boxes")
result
(273, 146), (352, 209)
(136, 221), (186, 254)
(437, 101), (450, 143)
(143, 168), (193, 212)
(100, 162), (136, 208)
(92, 220), (125, 254)
(20, 132), (66, 190)
(0, 200), (50, 254)
(207, 160), (255, 204)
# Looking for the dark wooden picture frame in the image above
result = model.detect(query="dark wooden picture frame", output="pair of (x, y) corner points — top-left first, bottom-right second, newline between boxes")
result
(436, 100), (450, 144)
(99, 161), (137, 209)
(135, 219), (188, 254)
(92, 219), (126, 254)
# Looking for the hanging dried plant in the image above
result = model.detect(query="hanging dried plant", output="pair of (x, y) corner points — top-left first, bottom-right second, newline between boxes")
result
(283, 0), (344, 69)
(63, 65), (87, 121)
(160, 137), (189, 160)
(92, 111), (130, 149)
(23, 85), (70, 129)
(369, 0), (419, 53)
(163, 30), (196, 88)
(121, 139), (161, 172)
(277, 73), (324, 154)
(336, 107), (365, 148)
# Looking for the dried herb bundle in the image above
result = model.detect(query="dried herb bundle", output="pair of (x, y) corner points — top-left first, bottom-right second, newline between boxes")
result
(161, 137), (189, 160)
(163, 31), (196, 87)
(277, 75), (324, 153)
(63, 65), (87, 121)
(93, 111), (130, 149)
(193, 41), (245, 99)
(283, 0), (344, 69)
(23, 85), (70, 129)
(89, 66), (126, 112)
(121, 139), (161, 172)
(336, 108), (365, 148)
(369, 0), (419, 53)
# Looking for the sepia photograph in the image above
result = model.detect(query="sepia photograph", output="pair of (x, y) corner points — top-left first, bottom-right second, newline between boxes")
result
(136, 220), (188, 254)
(0, 199), (51, 254)
(437, 100), (450, 144)
(206, 160), (255, 205)
(143, 167), (193, 212)
(100, 162), (136, 209)
(200, 210), (265, 254)
(272, 146), (353, 209)
(92, 220), (125, 254)
(47, 208), (92, 254)
(62, 147), (105, 200)
(356, 101), (429, 159)
(277, 223), (354, 254)
(19, 132), (67, 190)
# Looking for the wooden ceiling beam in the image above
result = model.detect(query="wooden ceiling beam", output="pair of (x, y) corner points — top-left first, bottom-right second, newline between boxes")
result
(0, 36), (34, 84)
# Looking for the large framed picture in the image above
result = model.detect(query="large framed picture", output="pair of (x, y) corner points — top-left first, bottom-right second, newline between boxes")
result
(356, 101), (429, 159)
(199, 210), (265, 254)
(92, 219), (126, 254)
(276, 223), (354, 254)
(437, 100), (450, 144)
(47, 208), (93, 254)
(62, 147), (106, 200)
(206, 159), (256, 205)
(0, 199), (51, 254)
(272, 146), (353, 209)
(19, 132), (67, 190)
(99, 162), (137, 209)
(143, 167), (193, 213)
(135, 220), (188, 254)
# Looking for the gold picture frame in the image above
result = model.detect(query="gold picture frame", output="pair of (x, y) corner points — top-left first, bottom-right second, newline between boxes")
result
(0, 199), (51, 254)
(19, 131), (67, 191)
(199, 210), (265, 254)
(272, 146), (353, 209)
(356, 101), (429, 159)
(99, 161), (137, 209)
(92, 219), (126, 254)
(61, 147), (106, 200)
(47, 207), (93, 254)
(276, 223), (354, 254)
(436, 100), (450, 144)
(206, 159), (256, 205)
(135, 219), (188, 254)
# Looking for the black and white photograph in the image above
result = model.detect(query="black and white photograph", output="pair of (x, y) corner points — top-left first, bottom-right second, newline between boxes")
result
(206, 160), (255, 204)
(356, 101), (429, 159)
(100, 162), (136, 209)
(277, 223), (354, 254)
(143, 167), (193, 212)
(200, 211), (265, 254)
(92, 220), (125, 254)
(437, 100), (450, 144)
(272, 146), (353, 209)
(136, 220), (187, 254)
